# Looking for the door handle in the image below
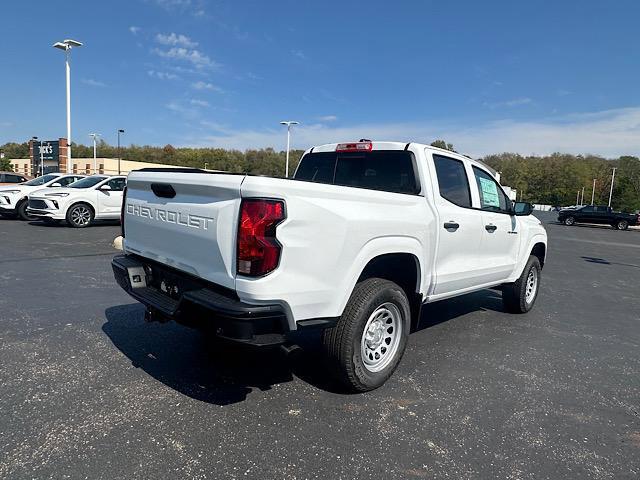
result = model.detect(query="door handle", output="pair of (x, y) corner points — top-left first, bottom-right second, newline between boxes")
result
(485, 224), (497, 232)
(444, 222), (460, 231)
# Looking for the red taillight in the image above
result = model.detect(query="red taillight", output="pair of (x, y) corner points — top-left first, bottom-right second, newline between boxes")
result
(120, 185), (127, 237)
(336, 141), (372, 152)
(237, 199), (286, 277)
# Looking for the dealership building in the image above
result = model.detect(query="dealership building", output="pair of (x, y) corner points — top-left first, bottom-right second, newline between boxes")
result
(7, 138), (177, 177)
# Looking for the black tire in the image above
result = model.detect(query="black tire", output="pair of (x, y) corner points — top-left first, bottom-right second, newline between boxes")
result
(66, 203), (94, 228)
(564, 216), (575, 226)
(321, 278), (411, 392)
(616, 220), (629, 230)
(16, 200), (36, 221)
(502, 255), (541, 314)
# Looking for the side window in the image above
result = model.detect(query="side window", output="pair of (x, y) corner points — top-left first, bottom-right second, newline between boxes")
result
(472, 167), (510, 212)
(4, 174), (22, 183)
(433, 154), (471, 207)
(596, 206), (609, 213)
(107, 178), (126, 191)
(581, 206), (594, 213)
(58, 176), (76, 187)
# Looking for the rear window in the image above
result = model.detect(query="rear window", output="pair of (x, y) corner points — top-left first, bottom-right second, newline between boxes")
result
(294, 150), (419, 194)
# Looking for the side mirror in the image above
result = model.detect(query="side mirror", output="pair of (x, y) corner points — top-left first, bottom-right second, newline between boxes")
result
(100, 184), (112, 191)
(513, 201), (534, 216)
(50, 182), (62, 188)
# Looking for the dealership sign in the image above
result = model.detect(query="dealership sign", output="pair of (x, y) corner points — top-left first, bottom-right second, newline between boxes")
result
(35, 141), (59, 161)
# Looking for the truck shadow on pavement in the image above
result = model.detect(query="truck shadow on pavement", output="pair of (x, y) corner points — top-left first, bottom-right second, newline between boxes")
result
(103, 291), (505, 404)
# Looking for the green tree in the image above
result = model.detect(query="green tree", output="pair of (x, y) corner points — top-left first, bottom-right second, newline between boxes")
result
(430, 140), (456, 152)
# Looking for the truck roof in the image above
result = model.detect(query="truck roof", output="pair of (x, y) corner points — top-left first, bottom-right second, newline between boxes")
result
(307, 141), (498, 177)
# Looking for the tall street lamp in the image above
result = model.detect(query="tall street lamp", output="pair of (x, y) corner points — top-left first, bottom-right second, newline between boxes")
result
(608, 167), (617, 207)
(280, 121), (299, 178)
(53, 39), (83, 174)
(591, 178), (596, 205)
(89, 133), (101, 173)
(117, 129), (125, 175)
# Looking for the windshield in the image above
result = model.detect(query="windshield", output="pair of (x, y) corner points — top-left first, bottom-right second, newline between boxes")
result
(23, 174), (60, 186)
(69, 176), (108, 189)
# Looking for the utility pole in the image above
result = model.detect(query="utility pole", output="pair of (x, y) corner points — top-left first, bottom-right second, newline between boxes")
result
(591, 178), (596, 205)
(608, 167), (617, 207)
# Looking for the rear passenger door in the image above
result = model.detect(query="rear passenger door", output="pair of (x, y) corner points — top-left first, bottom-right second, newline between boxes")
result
(471, 166), (520, 283)
(429, 153), (487, 296)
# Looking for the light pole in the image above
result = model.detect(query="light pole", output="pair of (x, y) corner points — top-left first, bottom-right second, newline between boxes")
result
(89, 133), (100, 174)
(608, 167), (617, 207)
(117, 129), (125, 175)
(53, 39), (83, 174)
(576, 190), (580, 205)
(279, 121), (299, 177)
(580, 186), (585, 206)
(591, 178), (596, 205)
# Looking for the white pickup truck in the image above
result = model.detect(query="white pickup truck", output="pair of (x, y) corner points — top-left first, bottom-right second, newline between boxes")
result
(113, 141), (547, 391)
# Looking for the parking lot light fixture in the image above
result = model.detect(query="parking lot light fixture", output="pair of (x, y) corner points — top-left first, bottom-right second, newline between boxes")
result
(89, 133), (101, 173)
(608, 168), (617, 207)
(591, 178), (596, 205)
(53, 39), (83, 174)
(117, 129), (125, 175)
(280, 121), (299, 178)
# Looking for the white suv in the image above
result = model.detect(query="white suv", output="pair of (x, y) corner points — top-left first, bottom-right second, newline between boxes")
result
(28, 175), (127, 227)
(0, 173), (86, 220)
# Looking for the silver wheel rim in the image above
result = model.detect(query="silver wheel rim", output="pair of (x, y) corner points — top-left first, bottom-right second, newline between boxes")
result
(565, 217), (574, 225)
(525, 268), (538, 304)
(71, 206), (91, 226)
(619, 221), (627, 229)
(360, 302), (402, 373)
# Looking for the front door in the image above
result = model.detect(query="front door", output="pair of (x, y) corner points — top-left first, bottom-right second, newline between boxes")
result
(471, 166), (520, 283)
(97, 177), (126, 216)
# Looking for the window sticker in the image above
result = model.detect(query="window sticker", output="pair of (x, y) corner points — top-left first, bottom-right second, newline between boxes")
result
(479, 177), (500, 207)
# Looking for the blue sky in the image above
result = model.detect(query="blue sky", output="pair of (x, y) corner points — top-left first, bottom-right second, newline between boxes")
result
(1, 0), (639, 156)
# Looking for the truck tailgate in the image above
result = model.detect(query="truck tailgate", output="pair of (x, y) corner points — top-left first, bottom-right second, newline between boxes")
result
(123, 170), (244, 290)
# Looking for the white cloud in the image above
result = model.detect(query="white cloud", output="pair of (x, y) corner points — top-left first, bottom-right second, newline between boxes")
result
(291, 50), (306, 60)
(484, 97), (533, 109)
(129, 26), (141, 35)
(191, 81), (223, 93)
(190, 99), (210, 107)
(148, 70), (178, 80)
(186, 107), (640, 158)
(318, 115), (338, 122)
(153, 47), (217, 68)
(82, 78), (107, 87)
(155, 32), (198, 48)
(152, 0), (192, 9)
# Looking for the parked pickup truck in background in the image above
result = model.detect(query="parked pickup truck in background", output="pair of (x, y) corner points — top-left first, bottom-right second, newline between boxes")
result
(558, 205), (639, 230)
(112, 141), (547, 391)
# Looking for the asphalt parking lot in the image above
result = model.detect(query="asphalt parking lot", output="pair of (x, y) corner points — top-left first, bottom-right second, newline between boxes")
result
(0, 213), (638, 479)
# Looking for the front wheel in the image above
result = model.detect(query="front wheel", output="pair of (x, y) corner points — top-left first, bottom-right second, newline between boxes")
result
(66, 203), (94, 228)
(321, 278), (410, 392)
(616, 220), (629, 230)
(564, 216), (575, 226)
(502, 256), (541, 314)
(17, 200), (36, 221)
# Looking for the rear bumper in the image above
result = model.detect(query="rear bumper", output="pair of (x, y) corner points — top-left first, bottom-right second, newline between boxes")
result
(112, 254), (291, 346)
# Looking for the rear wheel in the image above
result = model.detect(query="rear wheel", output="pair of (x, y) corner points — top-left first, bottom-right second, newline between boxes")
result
(321, 278), (410, 392)
(616, 220), (629, 230)
(16, 200), (36, 221)
(564, 216), (575, 226)
(66, 203), (94, 228)
(502, 256), (541, 314)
